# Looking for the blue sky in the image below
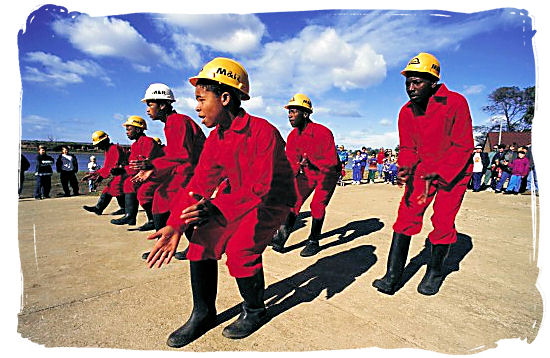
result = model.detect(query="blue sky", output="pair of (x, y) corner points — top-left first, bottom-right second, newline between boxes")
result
(17, 3), (536, 151)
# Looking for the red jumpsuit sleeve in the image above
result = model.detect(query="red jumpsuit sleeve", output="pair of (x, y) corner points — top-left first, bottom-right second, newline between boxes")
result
(97, 146), (119, 178)
(397, 107), (419, 169)
(211, 125), (282, 223)
(429, 96), (474, 184)
(165, 136), (223, 232)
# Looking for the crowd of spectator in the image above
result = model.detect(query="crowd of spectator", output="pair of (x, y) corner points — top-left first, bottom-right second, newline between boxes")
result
(470, 142), (537, 195)
(336, 146), (398, 186)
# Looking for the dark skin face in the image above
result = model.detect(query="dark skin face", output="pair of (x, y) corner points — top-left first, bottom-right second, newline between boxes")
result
(125, 125), (142, 141)
(288, 107), (310, 131)
(405, 73), (438, 112)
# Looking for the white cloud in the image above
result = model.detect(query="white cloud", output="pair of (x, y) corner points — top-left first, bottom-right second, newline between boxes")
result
(242, 96), (265, 112)
(22, 51), (112, 87)
(379, 118), (393, 126)
(52, 14), (174, 69)
(156, 14), (266, 56)
(463, 84), (486, 95)
(248, 25), (386, 98)
(334, 130), (399, 150)
(340, 10), (513, 70)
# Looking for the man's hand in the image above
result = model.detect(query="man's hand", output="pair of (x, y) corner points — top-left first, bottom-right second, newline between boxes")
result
(396, 166), (411, 187)
(145, 226), (182, 268)
(129, 158), (152, 171)
(80, 172), (99, 182)
(131, 169), (154, 183)
(416, 172), (439, 205)
(180, 192), (222, 229)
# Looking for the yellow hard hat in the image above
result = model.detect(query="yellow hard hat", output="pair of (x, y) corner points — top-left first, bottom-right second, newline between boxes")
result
(284, 93), (313, 113)
(401, 52), (440, 80)
(189, 57), (250, 100)
(122, 115), (147, 130)
(92, 130), (109, 145)
(153, 137), (162, 145)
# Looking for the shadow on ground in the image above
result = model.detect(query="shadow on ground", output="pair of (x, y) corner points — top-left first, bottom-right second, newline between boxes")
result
(393, 233), (473, 293)
(283, 217), (384, 254)
(216, 245), (377, 326)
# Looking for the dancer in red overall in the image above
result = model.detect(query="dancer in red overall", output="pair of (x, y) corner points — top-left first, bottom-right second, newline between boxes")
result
(131, 83), (206, 259)
(271, 93), (340, 257)
(373, 52), (474, 296)
(111, 116), (164, 228)
(145, 57), (296, 347)
(82, 130), (128, 216)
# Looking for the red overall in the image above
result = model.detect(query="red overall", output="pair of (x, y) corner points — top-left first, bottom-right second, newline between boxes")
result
(285, 122), (340, 220)
(167, 111), (296, 278)
(151, 113), (206, 215)
(98, 143), (127, 197)
(393, 84), (474, 245)
(122, 135), (164, 205)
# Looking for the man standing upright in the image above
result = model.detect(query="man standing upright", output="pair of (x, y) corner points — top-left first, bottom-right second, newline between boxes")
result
(271, 93), (340, 257)
(372, 52), (474, 296)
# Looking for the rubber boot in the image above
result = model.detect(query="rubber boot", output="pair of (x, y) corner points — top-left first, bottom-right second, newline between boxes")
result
(137, 201), (155, 231)
(82, 193), (112, 215)
(174, 226), (194, 260)
(417, 243), (450, 296)
(142, 212), (171, 260)
(271, 212), (297, 253)
(300, 216), (324, 257)
(167, 260), (218, 348)
(222, 269), (267, 339)
(110, 193), (138, 225)
(372, 232), (412, 295)
(110, 195), (126, 215)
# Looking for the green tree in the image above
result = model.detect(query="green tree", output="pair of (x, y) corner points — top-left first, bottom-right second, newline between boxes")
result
(473, 86), (534, 144)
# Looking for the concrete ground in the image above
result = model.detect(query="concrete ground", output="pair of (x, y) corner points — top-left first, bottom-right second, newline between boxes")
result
(16, 181), (543, 354)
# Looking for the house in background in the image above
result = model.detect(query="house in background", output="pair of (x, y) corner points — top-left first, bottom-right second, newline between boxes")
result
(482, 131), (531, 152)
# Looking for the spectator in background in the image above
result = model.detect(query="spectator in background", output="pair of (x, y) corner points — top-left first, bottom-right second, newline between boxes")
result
(367, 154), (378, 184)
(376, 148), (386, 182)
(471, 145), (489, 192)
(494, 158), (512, 193)
(56, 146), (80, 197)
(19, 153), (30, 197)
(383, 156), (392, 184)
(87, 155), (100, 192)
(482, 145), (498, 190)
(34, 146), (54, 200)
(388, 158), (398, 185)
(352, 151), (363, 185)
(360, 146), (368, 181)
(504, 149), (530, 195)
(337, 145), (348, 165)
(504, 142), (518, 163)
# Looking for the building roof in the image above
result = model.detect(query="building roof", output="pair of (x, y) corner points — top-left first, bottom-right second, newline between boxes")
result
(483, 131), (531, 151)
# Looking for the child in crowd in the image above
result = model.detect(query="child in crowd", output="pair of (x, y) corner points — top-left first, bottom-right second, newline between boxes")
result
(494, 158), (512, 193)
(504, 149), (530, 194)
(352, 151), (363, 185)
(87, 155), (100, 192)
(389, 159), (398, 185)
(383, 157), (392, 184)
(367, 154), (377, 183)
